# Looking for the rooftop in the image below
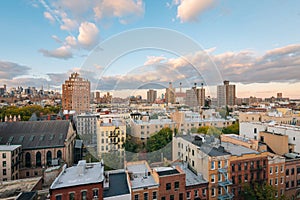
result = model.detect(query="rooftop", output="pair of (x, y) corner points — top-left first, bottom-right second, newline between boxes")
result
(0, 144), (21, 151)
(103, 170), (130, 198)
(126, 162), (159, 189)
(178, 134), (231, 157)
(0, 120), (72, 150)
(50, 160), (104, 190)
(221, 141), (259, 156)
(172, 162), (208, 186)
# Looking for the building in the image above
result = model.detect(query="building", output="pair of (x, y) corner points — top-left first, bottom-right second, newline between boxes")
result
(284, 155), (300, 199)
(185, 83), (205, 108)
(62, 72), (90, 114)
(239, 121), (300, 153)
(96, 118), (126, 157)
(152, 166), (186, 200)
(50, 160), (104, 200)
(74, 113), (99, 146)
(147, 89), (157, 103)
(130, 114), (176, 141)
(0, 120), (76, 179)
(126, 161), (159, 200)
(172, 134), (232, 200)
(217, 80), (236, 107)
(0, 145), (22, 181)
(165, 82), (175, 104)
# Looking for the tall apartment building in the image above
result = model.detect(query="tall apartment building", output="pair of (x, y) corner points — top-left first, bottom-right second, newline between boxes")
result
(62, 72), (90, 114)
(185, 83), (205, 108)
(0, 145), (22, 181)
(217, 80), (236, 107)
(165, 82), (175, 104)
(147, 89), (157, 103)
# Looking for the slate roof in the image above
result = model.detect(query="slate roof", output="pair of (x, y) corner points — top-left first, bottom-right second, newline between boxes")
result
(0, 120), (72, 150)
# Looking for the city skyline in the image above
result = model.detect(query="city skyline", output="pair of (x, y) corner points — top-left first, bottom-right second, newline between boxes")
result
(0, 1), (300, 98)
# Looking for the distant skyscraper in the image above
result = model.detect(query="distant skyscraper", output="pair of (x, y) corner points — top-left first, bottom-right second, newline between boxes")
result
(165, 82), (175, 104)
(217, 80), (236, 107)
(62, 72), (90, 113)
(185, 83), (205, 107)
(147, 89), (157, 103)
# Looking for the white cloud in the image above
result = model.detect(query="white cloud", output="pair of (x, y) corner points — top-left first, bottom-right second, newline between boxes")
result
(60, 14), (78, 31)
(176, 0), (216, 22)
(77, 22), (99, 49)
(65, 36), (77, 47)
(144, 56), (167, 65)
(43, 11), (55, 23)
(94, 0), (144, 24)
(39, 46), (73, 59)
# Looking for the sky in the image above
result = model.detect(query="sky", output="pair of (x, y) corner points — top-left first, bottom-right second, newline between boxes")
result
(0, 0), (300, 98)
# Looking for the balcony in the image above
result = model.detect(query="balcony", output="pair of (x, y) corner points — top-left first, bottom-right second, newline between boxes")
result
(218, 193), (234, 200)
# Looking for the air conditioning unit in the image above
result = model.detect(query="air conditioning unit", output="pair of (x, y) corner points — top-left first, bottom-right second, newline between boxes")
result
(93, 196), (98, 200)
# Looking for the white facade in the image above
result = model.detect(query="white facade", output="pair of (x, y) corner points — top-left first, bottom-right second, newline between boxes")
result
(74, 113), (99, 146)
(240, 122), (300, 152)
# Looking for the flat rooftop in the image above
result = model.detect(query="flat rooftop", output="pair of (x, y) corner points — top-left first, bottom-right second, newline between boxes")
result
(172, 163), (208, 186)
(127, 163), (159, 189)
(221, 141), (259, 156)
(103, 170), (130, 198)
(0, 177), (41, 199)
(50, 160), (104, 190)
(0, 144), (21, 151)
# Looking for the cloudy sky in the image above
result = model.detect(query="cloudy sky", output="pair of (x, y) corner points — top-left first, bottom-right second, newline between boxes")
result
(0, 0), (300, 98)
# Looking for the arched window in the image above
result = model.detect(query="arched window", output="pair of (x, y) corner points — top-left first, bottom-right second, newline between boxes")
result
(46, 151), (52, 166)
(36, 152), (41, 167)
(254, 128), (257, 134)
(25, 152), (31, 167)
(57, 150), (62, 159)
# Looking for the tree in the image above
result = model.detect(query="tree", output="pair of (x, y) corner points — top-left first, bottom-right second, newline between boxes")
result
(241, 183), (288, 200)
(222, 122), (239, 135)
(197, 126), (210, 134)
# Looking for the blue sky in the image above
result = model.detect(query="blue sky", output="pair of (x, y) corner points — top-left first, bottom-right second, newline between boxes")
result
(0, 0), (300, 98)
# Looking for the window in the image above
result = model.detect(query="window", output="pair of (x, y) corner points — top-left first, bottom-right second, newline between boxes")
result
(161, 197), (165, 200)
(297, 167), (300, 174)
(218, 160), (221, 168)
(244, 174), (248, 182)
(134, 194), (139, 200)
(170, 195), (174, 200)
(2, 161), (6, 167)
(211, 161), (215, 169)
(281, 177), (284, 184)
(152, 191), (157, 200)
(270, 179), (273, 185)
(297, 180), (300, 186)
(55, 195), (62, 200)
(244, 162), (248, 170)
(292, 168), (295, 175)
(186, 191), (191, 199)
(238, 163), (241, 171)
(69, 192), (75, 200)
(174, 181), (179, 189)
(36, 152), (42, 167)
(194, 190), (198, 197)
(144, 192), (148, 200)
(211, 174), (215, 183)
(275, 178), (278, 185)
(218, 173), (222, 182)
(275, 166), (278, 173)
(281, 165), (284, 172)
(211, 188), (215, 197)
(2, 153), (6, 158)
(286, 169), (289, 176)
(166, 183), (171, 190)
(218, 187), (222, 195)
(93, 189), (99, 197)
(202, 189), (206, 196)
(25, 152), (31, 168)
(238, 175), (242, 183)
(3, 169), (7, 176)
(292, 180), (295, 187)
(254, 128), (257, 134)
(81, 191), (87, 200)
(192, 150), (194, 156)
(286, 181), (289, 188)
(232, 176), (235, 184)
(270, 167), (273, 174)
(179, 193), (183, 200)
(231, 164), (235, 172)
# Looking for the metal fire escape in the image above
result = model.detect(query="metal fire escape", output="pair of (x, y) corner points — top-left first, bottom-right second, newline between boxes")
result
(218, 166), (234, 200)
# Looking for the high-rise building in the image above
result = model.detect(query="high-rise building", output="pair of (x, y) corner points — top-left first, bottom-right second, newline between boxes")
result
(185, 83), (205, 107)
(165, 82), (175, 104)
(62, 72), (90, 114)
(147, 89), (157, 103)
(217, 80), (236, 107)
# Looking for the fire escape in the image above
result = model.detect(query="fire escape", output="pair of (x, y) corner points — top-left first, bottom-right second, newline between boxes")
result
(108, 127), (119, 152)
(218, 166), (234, 200)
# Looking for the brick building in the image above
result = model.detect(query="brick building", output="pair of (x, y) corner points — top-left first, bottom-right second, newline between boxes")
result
(0, 120), (76, 179)
(0, 145), (22, 181)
